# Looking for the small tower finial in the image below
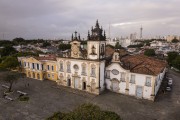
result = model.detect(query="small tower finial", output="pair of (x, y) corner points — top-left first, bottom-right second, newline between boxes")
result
(78, 33), (81, 40)
(95, 19), (99, 28)
(72, 33), (73, 40)
(75, 31), (77, 38)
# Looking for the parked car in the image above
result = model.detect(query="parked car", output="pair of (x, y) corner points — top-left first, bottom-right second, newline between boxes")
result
(166, 86), (171, 91)
(168, 78), (173, 86)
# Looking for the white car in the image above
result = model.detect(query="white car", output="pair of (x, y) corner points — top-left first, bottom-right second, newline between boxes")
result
(168, 79), (173, 86)
(166, 86), (171, 91)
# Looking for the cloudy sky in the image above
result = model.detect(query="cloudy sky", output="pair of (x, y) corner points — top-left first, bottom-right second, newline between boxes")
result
(0, 0), (180, 40)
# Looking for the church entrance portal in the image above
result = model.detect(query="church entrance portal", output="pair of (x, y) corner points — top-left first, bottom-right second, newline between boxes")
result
(67, 78), (71, 87)
(74, 77), (79, 89)
(83, 82), (86, 90)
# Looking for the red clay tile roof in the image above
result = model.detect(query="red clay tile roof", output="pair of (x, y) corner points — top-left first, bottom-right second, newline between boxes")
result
(121, 55), (167, 75)
(35, 56), (57, 61)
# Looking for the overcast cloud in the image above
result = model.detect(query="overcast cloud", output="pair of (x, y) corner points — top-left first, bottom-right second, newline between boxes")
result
(0, 0), (180, 40)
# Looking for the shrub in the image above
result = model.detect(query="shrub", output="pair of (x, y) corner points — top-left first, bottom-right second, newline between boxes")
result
(19, 96), (29, 101)
(47, 103), (122, 120)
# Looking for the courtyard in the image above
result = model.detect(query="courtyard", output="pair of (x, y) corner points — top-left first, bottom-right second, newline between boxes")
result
(0, 69), (180, 120)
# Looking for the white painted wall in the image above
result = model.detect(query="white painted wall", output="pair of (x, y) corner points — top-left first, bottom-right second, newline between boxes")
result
(106, 62), (156, 100)
(100, 61), (105, 91)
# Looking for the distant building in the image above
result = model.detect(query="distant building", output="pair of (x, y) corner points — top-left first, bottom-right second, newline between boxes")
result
(166, 35), (179, 42)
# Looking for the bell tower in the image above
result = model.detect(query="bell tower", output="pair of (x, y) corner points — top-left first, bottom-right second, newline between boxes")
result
(70, 31), (81, 58)
(87, 20), (106, 60)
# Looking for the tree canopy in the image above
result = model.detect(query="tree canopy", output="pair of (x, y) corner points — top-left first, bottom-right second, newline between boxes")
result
(0, 56), (19, 70)
(41, 41), (51, 47)
(172, 55), (180, 70)
(144, 49), (156, 56)
(0, 45), (17, 57)
(172, 38), (179, 43)
(2, 72), (19, 92)
(47, 103), (122, 120)
(115, 42), (121, 49)
(128, 44), (143, 48)
(58, 43), (71, 51)
(167, 52), (178, 64)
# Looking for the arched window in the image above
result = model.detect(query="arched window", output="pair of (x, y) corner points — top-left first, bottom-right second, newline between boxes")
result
(33, 73), (35, 78)
(67, 61), (71, 73)
(59, 73), (64, 80)
(91, 64), (96, 77)
(81, 63), (86, 75)
(91, 45), (96, 54)
(37, 73), (40, 79)
(60, 61), (63, 72)
(101, 44), (104, 54)
(28, 72), (31, 77)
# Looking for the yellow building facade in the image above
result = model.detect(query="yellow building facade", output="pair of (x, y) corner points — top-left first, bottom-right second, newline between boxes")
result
(19, 57), (58, 81)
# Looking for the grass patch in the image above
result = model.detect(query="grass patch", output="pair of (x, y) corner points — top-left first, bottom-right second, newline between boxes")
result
(19, 96), (29, 101)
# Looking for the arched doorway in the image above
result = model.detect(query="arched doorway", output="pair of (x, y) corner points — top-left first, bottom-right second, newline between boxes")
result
(28, 72), (31, 78)
(82, 82), (86, 90)
(67, 78), (71, 87)
(33, 73), (35, 79)
(111, 78), (120, 92)
(37, 73), (40, 79)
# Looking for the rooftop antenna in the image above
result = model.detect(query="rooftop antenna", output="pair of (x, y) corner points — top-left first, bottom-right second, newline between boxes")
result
(109, 22), (111, 39)
(3, 33), (4, 40)
(140, 25), (143, 40)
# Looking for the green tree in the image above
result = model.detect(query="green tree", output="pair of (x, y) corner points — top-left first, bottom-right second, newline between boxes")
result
(12, 37), (25, 45)
(3, 72), (19, 92)
(144, 49), (156, 56)
(0, 56), (19, 70)
(106, 44), (115, 49)
(167, 52), (178, 65)
(172, 55), (180, 70)
(128, 44), (143, 48)
(47, 103), (122, 120)
(172, 38), (179, 43)
(58, 43), (71, 51)
(115, 42), (121, 49)
(0, 45), (17, 57)
(42, 41), (51, 47)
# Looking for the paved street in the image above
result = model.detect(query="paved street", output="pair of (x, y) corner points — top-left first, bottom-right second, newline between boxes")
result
(0, 69), (180, 120)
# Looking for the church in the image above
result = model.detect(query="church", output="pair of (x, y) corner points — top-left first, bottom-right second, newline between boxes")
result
(57, 20), (106, 94)
(18, 20), (167, 101)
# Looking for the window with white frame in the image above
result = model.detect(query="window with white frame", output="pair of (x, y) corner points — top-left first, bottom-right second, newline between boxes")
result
(60, 62), (63, 71)
(106, 70), (110, 78)
(67, 63), (71, 73)
(91, 66), (96, 77)
(24, 62), (26, 67)
(32, 63), (35, 69)
(47, 65), (50, 71)
(130, 74), (135, 84)
(120, 73), (125, 82)
(37, 64), (39, 70)
(52, 66), (54, 71)
(52, 74), (54, 78)
(41, 64), (44, 70)
(48, 74), (50, 78)
(145, 77), (151, 87)
(81, 64), (86, 75)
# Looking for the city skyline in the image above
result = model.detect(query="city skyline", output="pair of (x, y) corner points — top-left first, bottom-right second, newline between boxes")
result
(0, 0), (180, 40)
